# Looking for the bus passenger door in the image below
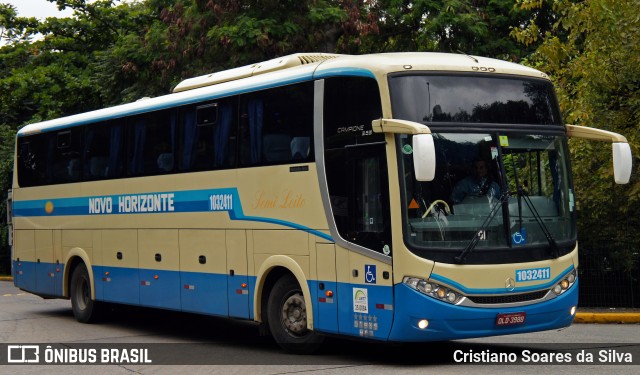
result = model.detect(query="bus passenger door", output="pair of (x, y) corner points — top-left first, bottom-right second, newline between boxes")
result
(321, 76), (394, 340)
(227, 230), (249, 318)
(325, 143), (395, 340)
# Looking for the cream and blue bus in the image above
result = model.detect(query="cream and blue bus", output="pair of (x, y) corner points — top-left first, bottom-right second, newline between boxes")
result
(8, 53), (632, 353)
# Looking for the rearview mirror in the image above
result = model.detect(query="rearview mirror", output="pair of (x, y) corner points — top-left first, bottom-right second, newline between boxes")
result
(613, 142), (632, 184)
(413, 134), (436, 181)
(565, 124), (633, 184)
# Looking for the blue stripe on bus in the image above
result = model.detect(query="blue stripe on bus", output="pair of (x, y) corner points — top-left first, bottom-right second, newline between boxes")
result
(313, 67), (375, 79)
(12, 187), (334, 242)
(17, 259), (393, 339)
(429, 264), (575, 295)
(16, 258), (575, 342)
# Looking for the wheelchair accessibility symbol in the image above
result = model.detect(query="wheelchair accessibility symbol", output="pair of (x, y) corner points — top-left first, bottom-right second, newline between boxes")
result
(512, 228), (527, 246)
(365, 265), (377, 284)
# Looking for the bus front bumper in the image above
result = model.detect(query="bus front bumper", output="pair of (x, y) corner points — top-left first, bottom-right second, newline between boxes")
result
(388, 280), (578, 342)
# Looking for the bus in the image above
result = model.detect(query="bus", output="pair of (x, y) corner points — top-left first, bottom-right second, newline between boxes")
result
(8, 53), (633, 353)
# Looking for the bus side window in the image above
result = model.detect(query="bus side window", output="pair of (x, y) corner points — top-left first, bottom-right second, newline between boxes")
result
(239, 81), (314, 167)
(127, 110), (176, 176)
(84, 121), (124, 180)
(179, 99), (236, 172)
(52, 130), (82, 184)
(17, 141), (36, 187)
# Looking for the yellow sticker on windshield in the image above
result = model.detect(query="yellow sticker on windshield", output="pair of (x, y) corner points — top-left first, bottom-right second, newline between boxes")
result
(499, 135), (509, 147)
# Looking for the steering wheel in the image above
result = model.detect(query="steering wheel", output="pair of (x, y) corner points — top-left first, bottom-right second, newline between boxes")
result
(422, 199), (451, 219)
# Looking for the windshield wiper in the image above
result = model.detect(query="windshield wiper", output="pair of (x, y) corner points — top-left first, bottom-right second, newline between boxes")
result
(454, 192), (509, 264)
(517, 187), (560, 258)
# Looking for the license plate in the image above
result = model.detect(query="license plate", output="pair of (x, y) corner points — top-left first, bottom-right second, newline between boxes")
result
(496, 312), (526, 326)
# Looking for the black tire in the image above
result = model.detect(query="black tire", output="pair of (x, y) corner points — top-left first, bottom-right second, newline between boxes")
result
(267, 274), (324, 354)
(70, 262), (103, 323)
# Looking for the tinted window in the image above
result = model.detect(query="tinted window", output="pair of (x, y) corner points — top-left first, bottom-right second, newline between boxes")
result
(17, 134), (51, 187)
(179, 98), (237, 172)
(389, 75), (561, 125)
(323, 77), (391, 255)
(324, 77), (384, 149)
(51, 129), (83, 184)
(127, 110), (176, 176)
(16, 81), (315, 186)
(239, 81), (314, 167)
(84, 121), (124, 180)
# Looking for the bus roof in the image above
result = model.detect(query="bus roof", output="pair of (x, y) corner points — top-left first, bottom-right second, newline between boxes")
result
(18, 52), (549, 137)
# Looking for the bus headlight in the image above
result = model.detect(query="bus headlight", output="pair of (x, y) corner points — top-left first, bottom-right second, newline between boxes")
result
(552, 270), (577, 295)
(403, 277), (464, 305)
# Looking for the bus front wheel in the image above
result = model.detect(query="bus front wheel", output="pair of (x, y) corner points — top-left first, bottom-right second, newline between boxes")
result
(267, 274), (323, 354)
(70, 262), (103, 323)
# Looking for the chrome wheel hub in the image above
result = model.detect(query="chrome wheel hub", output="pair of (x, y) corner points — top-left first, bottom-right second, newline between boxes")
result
(281, 292), (307, 336)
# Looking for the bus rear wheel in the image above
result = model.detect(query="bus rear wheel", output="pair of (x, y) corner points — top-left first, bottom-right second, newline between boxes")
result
(70, 262), (103, 323)
(267, 274), (323, 354)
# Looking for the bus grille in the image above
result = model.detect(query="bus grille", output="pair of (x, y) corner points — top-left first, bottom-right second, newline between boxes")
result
(467, 290), (548, 305)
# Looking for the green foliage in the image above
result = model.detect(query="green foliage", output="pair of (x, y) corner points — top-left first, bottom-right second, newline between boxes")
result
(526, 0), (640, 270)
(93, 0), (382, 100)
(0, 125), (15, 275)
(373, 0), (555, 59)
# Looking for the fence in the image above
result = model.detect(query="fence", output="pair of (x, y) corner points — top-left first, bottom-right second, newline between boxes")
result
(578, 240), (640, 308)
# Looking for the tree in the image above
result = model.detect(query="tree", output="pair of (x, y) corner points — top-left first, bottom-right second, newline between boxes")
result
(93, 0), (381, 102)
(0, 0), (151, 274)
(527, 0), (640, 271)
(372, 0), (557, 60)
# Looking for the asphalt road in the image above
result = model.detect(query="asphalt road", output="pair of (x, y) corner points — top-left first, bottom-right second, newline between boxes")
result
(0, 280), (638, 374)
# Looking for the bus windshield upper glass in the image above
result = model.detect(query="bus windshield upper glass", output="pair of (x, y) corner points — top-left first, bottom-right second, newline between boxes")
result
(389, 74), (561, 125)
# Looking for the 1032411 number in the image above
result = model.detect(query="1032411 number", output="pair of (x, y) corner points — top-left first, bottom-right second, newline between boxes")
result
(515, 267), (550, 282)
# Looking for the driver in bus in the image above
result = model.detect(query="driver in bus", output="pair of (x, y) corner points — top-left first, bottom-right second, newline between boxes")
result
(450, 158), (500, 204)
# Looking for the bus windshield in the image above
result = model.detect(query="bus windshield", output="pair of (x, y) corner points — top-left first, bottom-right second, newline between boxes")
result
(391, 74), (575, 263)
(399, 133), (576, 263)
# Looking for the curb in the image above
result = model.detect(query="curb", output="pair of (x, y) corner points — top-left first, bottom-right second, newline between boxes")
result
(0, 276), (13, 282)
(574, 312), (640, 324)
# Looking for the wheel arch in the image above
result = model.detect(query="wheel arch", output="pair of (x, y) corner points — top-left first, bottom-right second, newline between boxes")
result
(63, 248), (95, 299)
(254, 255), (314, 330)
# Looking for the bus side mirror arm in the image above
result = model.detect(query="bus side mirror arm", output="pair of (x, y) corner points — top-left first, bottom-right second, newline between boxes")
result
(371, 119), (436, 181)
(565, 124), (633, 184)
(372, 119), (432, 134)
